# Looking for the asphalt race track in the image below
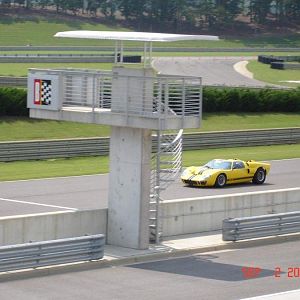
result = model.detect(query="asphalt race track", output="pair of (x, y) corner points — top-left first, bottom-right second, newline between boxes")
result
(152, 56), (269, 87)
(0, 159), (299, 217)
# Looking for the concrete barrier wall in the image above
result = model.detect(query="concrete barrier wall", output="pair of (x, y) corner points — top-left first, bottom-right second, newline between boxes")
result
(0, 209), (107, 246)
(161, 188), (300, 237)
(1, 188), (299, 244)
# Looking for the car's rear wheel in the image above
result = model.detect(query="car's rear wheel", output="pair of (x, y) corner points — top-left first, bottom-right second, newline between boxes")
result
(215, 174), (227, 188)
(253, 168), (266, 184)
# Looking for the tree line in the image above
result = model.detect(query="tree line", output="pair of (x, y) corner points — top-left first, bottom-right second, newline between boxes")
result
(2, 1), (300, 32)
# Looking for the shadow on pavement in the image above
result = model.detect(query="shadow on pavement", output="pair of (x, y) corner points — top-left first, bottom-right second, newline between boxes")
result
(128, 254), (276, 281)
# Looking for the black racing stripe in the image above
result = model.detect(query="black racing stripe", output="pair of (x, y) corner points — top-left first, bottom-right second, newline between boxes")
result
(227, 176), (253, 182)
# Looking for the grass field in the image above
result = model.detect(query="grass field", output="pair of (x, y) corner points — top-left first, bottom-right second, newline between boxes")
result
(0, 144), (299, 181)
(1, 113), (299, 141)
(0, 62), (114, 76)
(247, 61), (300, 88)
(0, 14), (300, 48)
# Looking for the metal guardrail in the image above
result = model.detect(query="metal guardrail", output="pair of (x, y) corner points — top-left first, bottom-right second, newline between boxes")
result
(0, 54), (141, 63)
(0, 128), (299, 162)
(182, 127), (300, 149)
(223, 212), (300, 241)
(0, 234), (105, 272)
(0, 76), (27, 87)
(0, 137), (110, 162)
(1, 46), (300, 52)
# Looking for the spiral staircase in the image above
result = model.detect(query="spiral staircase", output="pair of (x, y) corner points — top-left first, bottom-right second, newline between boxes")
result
(149, 129), (183, 243)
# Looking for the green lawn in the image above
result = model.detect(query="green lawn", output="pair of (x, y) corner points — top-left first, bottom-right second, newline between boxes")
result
(0, 14), (299, 47)
(0, 144), (299, 181)
(247, 60), (300, 88)
(0, 63), (114, 77)
(1, 113), (299, 141)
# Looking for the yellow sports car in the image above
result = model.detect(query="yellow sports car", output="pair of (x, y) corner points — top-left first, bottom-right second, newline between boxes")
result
(181, 158), (271, 188)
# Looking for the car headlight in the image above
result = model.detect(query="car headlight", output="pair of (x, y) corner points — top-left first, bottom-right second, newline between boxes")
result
(202, 174), (211, 180)
(181, 169), (190, 177)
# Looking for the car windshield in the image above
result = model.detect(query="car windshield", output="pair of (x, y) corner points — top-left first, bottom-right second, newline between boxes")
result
(205, 159), (232, 170)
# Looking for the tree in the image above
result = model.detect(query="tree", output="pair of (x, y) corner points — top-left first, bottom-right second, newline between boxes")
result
(119, 0), (148, 29)
(248, 0), (272, 24)
(99, 0), (119, 19)
(35, 0), (52, 9)
(86, 0), (100, 16)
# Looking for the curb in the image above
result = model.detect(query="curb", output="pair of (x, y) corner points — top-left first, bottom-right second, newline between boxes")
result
(1, 232), (300, 282)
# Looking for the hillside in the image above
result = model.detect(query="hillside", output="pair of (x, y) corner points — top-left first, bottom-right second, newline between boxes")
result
(0, 9), (299, 48)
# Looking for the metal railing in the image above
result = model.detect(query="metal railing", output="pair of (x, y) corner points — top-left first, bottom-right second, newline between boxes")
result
(0, 234), (105, 272)
(223, 212), (300, 241)
(0, 76), (291, 89)
(0, 128), (299, 162)
(29, 68), (202, 121)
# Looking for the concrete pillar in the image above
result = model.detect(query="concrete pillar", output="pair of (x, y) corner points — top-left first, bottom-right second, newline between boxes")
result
(107, 66), (154, 249)
(107, 126), (152, 249)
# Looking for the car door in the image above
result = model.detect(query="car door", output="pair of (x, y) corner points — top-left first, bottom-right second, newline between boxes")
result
(230, 161), (252, 183)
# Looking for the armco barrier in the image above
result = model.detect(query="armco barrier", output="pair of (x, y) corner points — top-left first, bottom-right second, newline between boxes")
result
(161, 188), (300, 237)
(0, 128), (299, 162)
(0, 76), (27, 87)
(0, 209), (107, 246)
(0, 234), (105, 272)
(1, 46), (300, 52)
(222, 211), (300, 241)
(0, 54), (141, 64)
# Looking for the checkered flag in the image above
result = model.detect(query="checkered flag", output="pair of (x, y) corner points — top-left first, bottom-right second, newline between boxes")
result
(41, 80), (52, 105)
(34, 79), (52, 106)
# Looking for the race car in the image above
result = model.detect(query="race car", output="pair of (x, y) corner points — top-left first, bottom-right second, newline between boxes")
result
(181, 158), (271, 188)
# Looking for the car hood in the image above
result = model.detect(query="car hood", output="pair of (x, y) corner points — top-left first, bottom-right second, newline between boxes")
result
(185, 166), (219, 177)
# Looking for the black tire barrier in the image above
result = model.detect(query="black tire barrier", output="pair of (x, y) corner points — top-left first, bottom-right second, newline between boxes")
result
(258, 55), (300, 65)
(271, 62), (300, 70)
(258, 55), (284, 64)
(117, 55), (142, 63)
(271, 62), (285, 69)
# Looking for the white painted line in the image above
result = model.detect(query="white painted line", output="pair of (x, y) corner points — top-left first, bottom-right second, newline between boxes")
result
(0, 197), (77, 211)
(165, 187), (300, 203)
(0, 173), (108, 183)
(233, 60), (254, 79)
(270, 158), (300, 162)
(0, 210), (76, 220)
(241, 289), (300, 299)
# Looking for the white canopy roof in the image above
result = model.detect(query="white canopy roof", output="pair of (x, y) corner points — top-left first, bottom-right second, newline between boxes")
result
(54, 31), (219, 42)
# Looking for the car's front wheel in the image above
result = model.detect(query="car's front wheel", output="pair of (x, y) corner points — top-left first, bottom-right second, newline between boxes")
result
(252, 168), (266, 184)
(215, 174), (227, 188)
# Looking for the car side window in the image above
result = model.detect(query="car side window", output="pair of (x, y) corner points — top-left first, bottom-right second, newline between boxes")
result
(233, 161), (245, 169)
